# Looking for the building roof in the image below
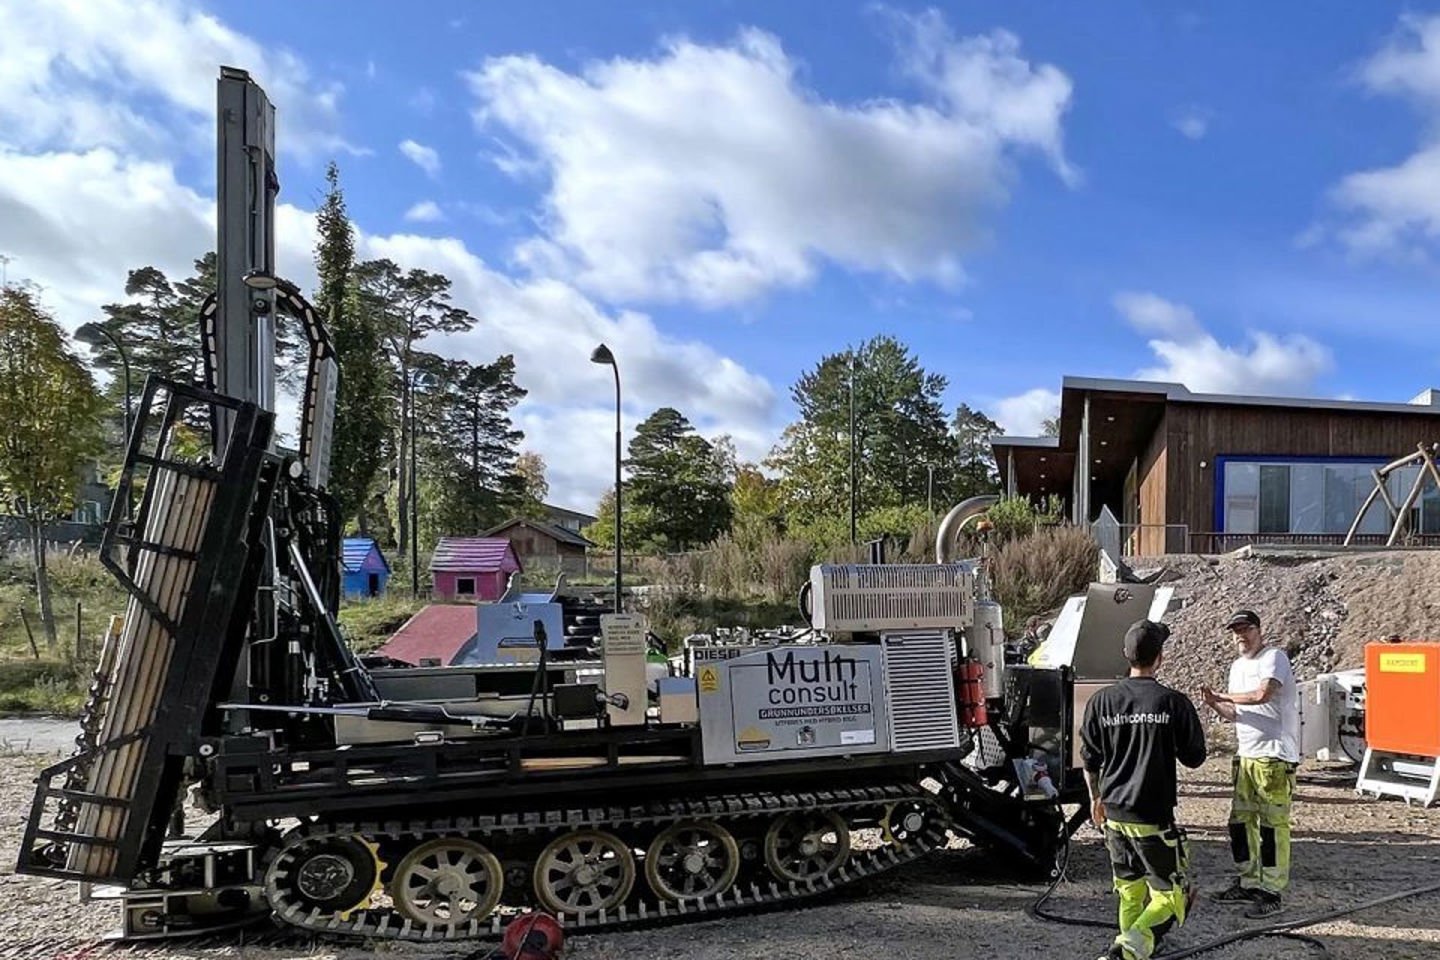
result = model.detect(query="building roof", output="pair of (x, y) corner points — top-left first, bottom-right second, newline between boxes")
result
(375, 604), (476, 666)
(341, 537), (389, 573)
(989, 375), (1440, 504)
(429, 536), (522, 573)
(483, 517), (594, 549)
(1058, 375), (1440, 417)
(543, 503), (599, 525)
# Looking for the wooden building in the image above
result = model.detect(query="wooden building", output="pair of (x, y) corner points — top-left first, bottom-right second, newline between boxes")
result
(482, 518), (593, 575)
(992, 377), (1440, 556)
(429, 537), (523, 602)
(542, 503), (598, 536)
(341, 537), (390, 599)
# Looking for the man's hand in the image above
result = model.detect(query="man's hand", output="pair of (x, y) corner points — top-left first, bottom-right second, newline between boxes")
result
(1090, 797), (1106, 827)
(1201, 684), (1237, 721)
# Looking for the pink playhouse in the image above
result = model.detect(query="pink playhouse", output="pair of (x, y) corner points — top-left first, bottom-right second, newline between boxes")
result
(429, 537), (522, 602)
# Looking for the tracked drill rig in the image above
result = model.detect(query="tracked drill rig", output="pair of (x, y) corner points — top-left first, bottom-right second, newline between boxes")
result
(17, 68), (1089, 943)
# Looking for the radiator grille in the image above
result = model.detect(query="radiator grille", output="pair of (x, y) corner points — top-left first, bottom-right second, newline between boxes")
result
(811, 564), (975, 632)
(882, 632), (960, 752)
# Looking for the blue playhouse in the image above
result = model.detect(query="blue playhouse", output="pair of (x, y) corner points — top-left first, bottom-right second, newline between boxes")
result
(341, 537), (390, 600)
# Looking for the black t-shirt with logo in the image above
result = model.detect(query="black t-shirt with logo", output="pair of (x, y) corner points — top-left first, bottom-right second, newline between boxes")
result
(1080, 676), (1206, 825)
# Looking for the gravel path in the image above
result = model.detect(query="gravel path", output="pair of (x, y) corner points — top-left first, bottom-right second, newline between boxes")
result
(3, 746), (1438, 960)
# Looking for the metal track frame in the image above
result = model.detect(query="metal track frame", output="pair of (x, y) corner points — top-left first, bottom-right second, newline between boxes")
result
(264, 781), (947, 943)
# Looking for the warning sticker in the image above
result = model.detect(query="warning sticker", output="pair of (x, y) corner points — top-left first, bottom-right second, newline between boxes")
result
(1379, 652), (1427, 674)
(699, 666), (720, 694)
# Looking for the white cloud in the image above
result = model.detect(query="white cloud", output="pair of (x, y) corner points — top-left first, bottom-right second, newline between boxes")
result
(403, 200), (445, 223)
(0, 0), (356, 161)
(994, 388), (1060, 436)
(1320, 15), (1440, 256)
(466, 11), (1075, 307)
(1170, 106), (1210, 140)
(351, 231), (779, 507)
(994, 294), (1335, 436)
(1117, 292), (1333, 395)
(0, 144), (779, 509)
(1113, 290), (1202, 340)
(399, 139), (442, 178)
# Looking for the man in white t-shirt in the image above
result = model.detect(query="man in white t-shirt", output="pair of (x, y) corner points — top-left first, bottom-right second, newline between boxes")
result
(1199, 609), (1299, 919)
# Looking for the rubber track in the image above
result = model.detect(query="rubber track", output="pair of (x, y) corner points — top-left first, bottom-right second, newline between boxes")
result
(265, 781), (949, 944)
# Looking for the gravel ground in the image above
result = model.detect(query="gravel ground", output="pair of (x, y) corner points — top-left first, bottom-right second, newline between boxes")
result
(3, 737), (1439, 960)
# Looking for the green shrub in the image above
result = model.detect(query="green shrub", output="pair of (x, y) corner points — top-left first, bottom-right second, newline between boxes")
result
(985, 495), (1065, 545)
(0, 658), (70, 694)
(988, 524), (1098, 634)
(337, 596), (426, 652)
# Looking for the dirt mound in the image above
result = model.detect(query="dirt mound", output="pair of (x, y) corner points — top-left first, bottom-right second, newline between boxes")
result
(1116, 550), (1440, 740)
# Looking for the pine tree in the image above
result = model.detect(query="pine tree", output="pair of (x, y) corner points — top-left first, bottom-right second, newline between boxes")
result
(626, 407), (733, 551)
(316, 163), (389, 529)
(354, 259), (476, 552)
(414, 354), (527, 544)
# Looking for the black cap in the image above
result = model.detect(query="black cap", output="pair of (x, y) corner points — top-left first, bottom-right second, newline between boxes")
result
(1123, 619), (1170, 665)
(1226, 610), (1261, 631)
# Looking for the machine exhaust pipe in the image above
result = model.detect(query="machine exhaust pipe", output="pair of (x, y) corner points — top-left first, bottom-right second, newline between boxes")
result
(935, 495), (999, 563)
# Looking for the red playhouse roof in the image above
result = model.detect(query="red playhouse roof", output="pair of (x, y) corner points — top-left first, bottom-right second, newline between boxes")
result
(429, 537), (522, 573)
(376, 604), (476, 666)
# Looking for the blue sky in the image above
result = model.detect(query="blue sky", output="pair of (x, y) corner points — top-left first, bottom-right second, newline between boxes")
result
(6, 2), (1440, 511)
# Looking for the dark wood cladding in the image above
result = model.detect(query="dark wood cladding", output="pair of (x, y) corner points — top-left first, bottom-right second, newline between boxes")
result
(1165, 402), (1440, 543)
(1138, 411), (1168, 555)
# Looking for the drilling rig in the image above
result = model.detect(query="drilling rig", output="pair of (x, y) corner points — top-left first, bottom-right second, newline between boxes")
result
(18, 68), (1097, 944)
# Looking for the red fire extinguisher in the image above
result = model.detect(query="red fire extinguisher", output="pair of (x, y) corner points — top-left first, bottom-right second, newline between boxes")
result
(956, 658), (988, 729)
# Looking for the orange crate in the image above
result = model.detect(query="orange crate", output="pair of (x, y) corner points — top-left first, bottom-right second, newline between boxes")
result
(1366, 642), (1440, 757)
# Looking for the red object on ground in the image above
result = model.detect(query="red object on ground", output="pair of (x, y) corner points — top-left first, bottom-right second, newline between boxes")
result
(501, 912), (564, 960)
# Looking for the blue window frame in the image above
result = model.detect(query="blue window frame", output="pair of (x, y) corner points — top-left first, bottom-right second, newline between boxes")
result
(1213, 455), (1395, 536)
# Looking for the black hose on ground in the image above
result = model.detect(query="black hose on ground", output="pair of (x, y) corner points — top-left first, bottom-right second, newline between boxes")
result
(1153, 878), (1440, 959)
(1028, 825), (1440, 958)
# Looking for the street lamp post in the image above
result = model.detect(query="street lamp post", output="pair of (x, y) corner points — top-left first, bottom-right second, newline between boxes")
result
(590, 344), (622, 615)
(75, 322), (134, 520)
(849, 353), (858, 546)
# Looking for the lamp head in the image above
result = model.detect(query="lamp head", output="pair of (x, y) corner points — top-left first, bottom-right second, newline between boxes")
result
(590, 343), (615, 366)
(74, 322), (108, 347)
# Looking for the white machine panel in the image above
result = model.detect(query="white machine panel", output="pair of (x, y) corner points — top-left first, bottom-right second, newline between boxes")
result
(810, 563), (976, 632)
(601, 613), (648, 727)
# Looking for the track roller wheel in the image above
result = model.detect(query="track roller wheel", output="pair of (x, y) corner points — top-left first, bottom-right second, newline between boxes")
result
(881, 800), (932, 844)
(391, 837), (504, 927)
(533, 829), (635, 915)
(268, 835), (384, 918)
(763, 810), (850, 883)
(644, 820), (740, 902)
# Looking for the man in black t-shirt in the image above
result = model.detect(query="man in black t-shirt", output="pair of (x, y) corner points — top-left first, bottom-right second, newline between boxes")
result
(1081, 619), (1207, 960)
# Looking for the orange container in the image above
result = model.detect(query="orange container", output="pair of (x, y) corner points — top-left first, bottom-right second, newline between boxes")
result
(1365, 642), (1440, 757)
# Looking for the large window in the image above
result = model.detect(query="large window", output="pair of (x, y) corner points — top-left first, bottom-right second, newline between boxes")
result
(1222, 459), (1440, 536)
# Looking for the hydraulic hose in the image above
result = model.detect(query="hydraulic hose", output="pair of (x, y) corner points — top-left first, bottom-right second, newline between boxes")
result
(1031, 827), (1440, 959)
(1154, 878), (1440, 959)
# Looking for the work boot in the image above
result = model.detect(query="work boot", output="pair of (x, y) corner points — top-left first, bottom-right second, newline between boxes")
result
(1244, 891), (1283, 919)
(1211, 880), (1257, 903)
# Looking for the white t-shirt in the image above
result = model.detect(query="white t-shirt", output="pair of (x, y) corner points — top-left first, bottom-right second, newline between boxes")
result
(1229, 645), (1300, 763)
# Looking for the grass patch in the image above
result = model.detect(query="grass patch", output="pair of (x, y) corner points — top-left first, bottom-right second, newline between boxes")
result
(337, 595), (426, 653)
